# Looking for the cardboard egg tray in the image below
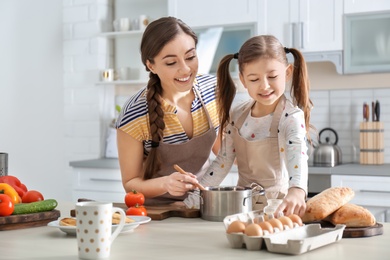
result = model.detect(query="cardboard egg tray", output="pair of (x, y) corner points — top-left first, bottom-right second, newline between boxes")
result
(223, 211), (346, 255)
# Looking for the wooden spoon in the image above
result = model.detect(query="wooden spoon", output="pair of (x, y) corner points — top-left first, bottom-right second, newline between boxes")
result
(173, 164), (206, 191)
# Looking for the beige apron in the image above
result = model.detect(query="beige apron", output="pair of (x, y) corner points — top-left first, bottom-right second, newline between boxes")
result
(232, 95), (289, 210)
(145, 87), (216, 205)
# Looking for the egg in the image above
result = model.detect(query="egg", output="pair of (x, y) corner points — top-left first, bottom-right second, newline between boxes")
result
(227, 220), (246, 234)
(288, 214), (303, 226)
(278, 216), (294, 229)
(267, 218), (284, 232)
(244, 223), (263, 237)
(258, 221), (274, 234)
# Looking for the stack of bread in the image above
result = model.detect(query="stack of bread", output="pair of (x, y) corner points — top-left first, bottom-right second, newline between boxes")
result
(302, 187), (376, 227)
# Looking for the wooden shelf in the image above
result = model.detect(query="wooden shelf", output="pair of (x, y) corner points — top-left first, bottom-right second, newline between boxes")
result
(96, 79), (147, 86)
(98, 30), (144, 39)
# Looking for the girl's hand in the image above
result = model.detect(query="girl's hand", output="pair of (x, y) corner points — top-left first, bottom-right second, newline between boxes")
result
(164, 171), (199, 196)
(277, 187), (306, 217)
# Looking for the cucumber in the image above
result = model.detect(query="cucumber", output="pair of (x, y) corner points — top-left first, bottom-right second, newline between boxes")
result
(12, 199), (58, 215)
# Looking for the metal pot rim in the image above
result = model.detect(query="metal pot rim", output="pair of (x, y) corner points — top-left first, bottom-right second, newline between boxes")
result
(203, 186), (250, 191)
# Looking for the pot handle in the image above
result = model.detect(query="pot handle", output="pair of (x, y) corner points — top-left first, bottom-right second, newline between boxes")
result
(243, 183), (266, 206)
(250, 182), (265, 195)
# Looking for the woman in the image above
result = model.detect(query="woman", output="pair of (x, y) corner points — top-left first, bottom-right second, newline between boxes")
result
(116, 17), (220, 205)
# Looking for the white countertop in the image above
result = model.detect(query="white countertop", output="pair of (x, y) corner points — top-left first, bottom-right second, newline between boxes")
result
(1, 202), (389, 260)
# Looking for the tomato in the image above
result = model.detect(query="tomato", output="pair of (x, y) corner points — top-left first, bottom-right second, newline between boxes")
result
(126, 205), (147, 216)
(22, 190), (44, 203)
(124, 190), (145, 207)
(0, 194), (14, 216)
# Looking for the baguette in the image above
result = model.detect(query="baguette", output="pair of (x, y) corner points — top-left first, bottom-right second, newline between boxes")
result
(302, 187), (355, 222)
(326, 203), (376, 227)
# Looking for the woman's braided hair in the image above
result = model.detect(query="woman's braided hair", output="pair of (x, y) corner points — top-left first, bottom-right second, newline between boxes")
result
(140, 17), (198, 179)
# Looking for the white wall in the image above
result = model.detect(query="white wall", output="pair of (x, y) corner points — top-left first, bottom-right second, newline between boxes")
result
(0, 0), (67, 199)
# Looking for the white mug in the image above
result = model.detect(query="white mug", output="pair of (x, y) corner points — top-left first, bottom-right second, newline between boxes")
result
(118, 67), (130, 80)
(113, 18), (130, 32)
(76, 201), (126, 260)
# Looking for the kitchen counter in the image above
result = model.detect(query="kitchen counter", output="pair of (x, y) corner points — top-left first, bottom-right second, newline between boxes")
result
(1, 202), (389, 260)
(308, 163), (390, 176)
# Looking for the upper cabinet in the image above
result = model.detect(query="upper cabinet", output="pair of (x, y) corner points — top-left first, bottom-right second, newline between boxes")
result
(168, 0), (258, 28)
(264, 0), (343, 52)
(344, 0), (390, 13)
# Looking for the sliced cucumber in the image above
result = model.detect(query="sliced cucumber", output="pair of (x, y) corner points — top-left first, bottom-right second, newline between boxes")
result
(12, 199), (58, 215)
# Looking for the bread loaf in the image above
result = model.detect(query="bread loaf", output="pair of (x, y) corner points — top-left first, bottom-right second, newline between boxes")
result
(302, 187), (355, 222)
(326, 203), (376, 227)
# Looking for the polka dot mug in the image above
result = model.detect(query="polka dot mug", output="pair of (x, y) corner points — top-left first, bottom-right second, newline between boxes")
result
(75, 201), (126, 259)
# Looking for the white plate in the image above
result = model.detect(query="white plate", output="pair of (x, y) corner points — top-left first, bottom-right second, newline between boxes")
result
(47, 216), (151, 235)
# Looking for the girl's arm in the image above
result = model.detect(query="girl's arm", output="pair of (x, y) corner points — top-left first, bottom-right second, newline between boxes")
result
(183, 125), (236, 208)
(200, 124), (236, 187)
(277, 108), (308, 216)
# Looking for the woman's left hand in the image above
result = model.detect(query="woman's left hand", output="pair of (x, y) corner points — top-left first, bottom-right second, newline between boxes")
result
(277, 187), (306, 217)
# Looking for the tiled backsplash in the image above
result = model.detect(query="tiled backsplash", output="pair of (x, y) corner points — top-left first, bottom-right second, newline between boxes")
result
(309, 88), (390, 164)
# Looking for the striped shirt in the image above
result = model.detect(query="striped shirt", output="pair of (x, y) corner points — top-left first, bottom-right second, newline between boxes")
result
(116, 74), (219, 153)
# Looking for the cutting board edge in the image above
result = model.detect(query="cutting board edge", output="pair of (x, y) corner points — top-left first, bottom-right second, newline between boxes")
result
(0, 210), (61, 231)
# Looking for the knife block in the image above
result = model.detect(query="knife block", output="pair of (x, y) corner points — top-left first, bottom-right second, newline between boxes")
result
(360, 122), (384, 164)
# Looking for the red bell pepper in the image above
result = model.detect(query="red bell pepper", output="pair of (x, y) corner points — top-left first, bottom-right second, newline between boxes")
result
(0, 175), (28, 198)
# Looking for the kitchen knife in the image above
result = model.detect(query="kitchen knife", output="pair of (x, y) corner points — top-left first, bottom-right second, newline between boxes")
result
(375, 100), (380, 121)
(363, 103), (369, 122)
(372, 101), (376, 121)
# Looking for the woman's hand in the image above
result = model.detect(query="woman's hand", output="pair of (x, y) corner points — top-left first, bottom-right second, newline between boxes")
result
(163, 171), (200, 197)
(277, 187), (306, 217)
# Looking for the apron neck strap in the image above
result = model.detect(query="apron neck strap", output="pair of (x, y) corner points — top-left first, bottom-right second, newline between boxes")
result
(235, 95), (287, 137)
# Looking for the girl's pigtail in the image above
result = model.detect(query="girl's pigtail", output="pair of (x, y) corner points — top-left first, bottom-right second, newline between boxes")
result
(288, 48), (314, 142)
(216, 54), (237, 143)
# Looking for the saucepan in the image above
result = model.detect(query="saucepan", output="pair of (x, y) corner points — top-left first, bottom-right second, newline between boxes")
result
(197, 183), (265, 222)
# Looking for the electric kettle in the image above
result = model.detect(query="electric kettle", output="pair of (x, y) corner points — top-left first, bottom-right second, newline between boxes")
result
(313, 128), (342, 167)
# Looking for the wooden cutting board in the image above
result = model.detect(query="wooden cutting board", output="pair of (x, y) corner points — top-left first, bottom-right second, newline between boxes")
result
(342, 222), (383, 238)
(70, 202), (200, 221)
(0, 210), (61, 231)
(310, 221), (384, 238)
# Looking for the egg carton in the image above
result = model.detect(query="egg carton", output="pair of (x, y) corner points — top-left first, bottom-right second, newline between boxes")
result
(223, 211), (346, 254)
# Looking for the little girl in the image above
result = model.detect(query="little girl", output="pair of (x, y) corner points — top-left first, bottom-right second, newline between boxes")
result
(185, 35), (313, 217)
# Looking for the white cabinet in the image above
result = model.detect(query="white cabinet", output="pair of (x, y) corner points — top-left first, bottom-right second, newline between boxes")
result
(168, 0), (258, 28)
(344, 0), (390, 13)
(72, 167), (126, 203)
(265, 0), (343, 52)
(331, 175), (390, 222)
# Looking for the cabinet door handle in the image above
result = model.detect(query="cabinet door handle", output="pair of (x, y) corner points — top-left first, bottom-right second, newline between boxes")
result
(89, 178), (121, 182)
(360, 189), (390, 194)
(291, 23), (299, 48)
(300, 22), (304, 49)
(290, 23), (295, 47)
